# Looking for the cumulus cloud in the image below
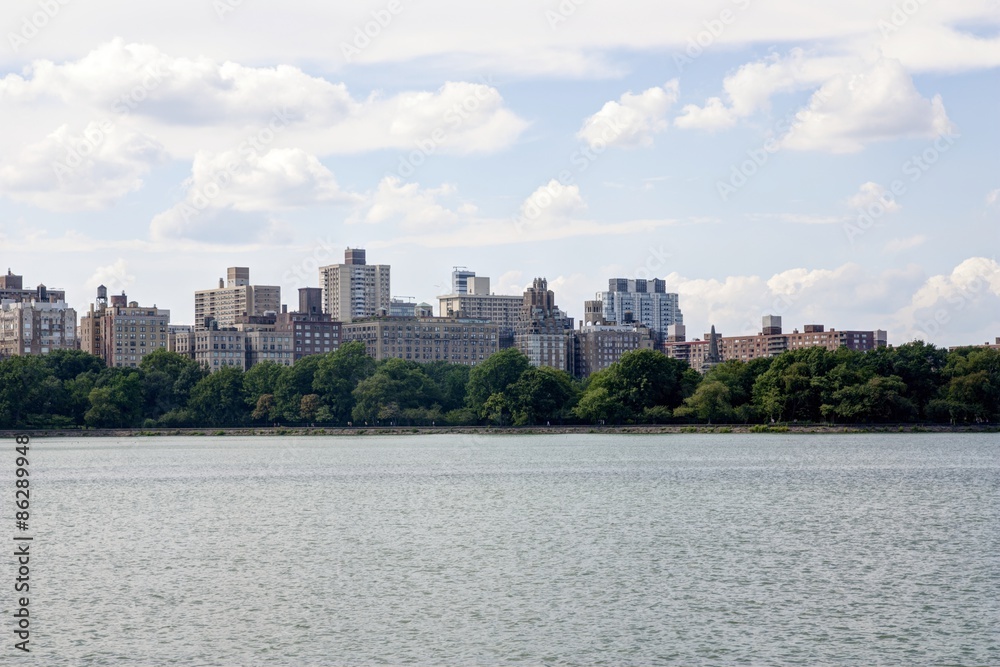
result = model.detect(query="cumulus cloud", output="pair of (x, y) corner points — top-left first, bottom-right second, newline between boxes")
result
(150, 147), (357, 241)
(847, 181), (902, 213)
(664, 263), (927, 340)
(355, 177), (461, 231)
(674, 51), (837, 130)
(782, 58), (955, 153)
(85, 259), (136, 295)
(893, 257), (1000, 343)
(578, 81), (679, 149)
(0, 41), (528, 211)
(0, 121), (166, 211)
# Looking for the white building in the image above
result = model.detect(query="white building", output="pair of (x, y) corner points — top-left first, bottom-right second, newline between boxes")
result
(598, 278), (683, 343)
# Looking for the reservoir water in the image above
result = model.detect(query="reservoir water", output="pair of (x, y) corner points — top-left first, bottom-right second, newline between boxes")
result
(16, 433), (1000, 665)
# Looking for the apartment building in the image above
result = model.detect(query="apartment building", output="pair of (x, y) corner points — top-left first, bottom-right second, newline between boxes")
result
(664, 316), (888, 372)
(597, 278), (683, 343)
(0, 299), (77, 358)
(0, 269), (66, 304)
(79, 287), (170, 367)
(319, 248), (390, 322)
(438, 275), (522, 347)
(340, 315), (498, 365)
(194, 267), (280, 330)
(573, 322), (655, 378)
(515, 277), (575, 374)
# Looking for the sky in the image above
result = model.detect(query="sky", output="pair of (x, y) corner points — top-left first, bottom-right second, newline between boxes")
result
(0, 0), (998, 347)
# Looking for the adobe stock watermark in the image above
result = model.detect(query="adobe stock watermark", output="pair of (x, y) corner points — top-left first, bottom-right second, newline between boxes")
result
(341, 0), (408, 62)
(674, 0), (753, 72)
(175, 107), (294, 223)
(633, 246), (672, 281)
(213, 0), (247, 20)
(546, 0), (586, 29)
(7, 0), (72, 53)
(715, 85), (830, 202)
(842, 132), (957, 245)
(282, 234), (340, 290)
(915, 257), (999, 340)
(878, 0), (929, 38)
(51, 63), (165, 183)
(512, 114), (629, 233)
(392, 75), (498, 179)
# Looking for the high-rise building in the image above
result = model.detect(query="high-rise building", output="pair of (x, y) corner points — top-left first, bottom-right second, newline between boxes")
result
(515, 278), (575, 374)
(438, 276), (522, 348)
(319, 248), (390, 322)
(597, 278), (683, 343)
(340, 315), (498, 365)
(79, 288), (170, 367)
(0, 299), (77, 358)
(194, 267), (280, 330)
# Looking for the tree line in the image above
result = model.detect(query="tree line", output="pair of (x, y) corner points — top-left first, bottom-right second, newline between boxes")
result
(0, 341), (997, 429)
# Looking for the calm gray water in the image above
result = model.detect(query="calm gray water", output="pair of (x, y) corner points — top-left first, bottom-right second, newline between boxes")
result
(10, 433), (1000, 665)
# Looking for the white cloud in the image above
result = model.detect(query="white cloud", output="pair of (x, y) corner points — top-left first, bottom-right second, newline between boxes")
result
(150, 147), (357, 241)
(0, 41), (529, 191)
(782, 58), (955, 153)
(987, 188), (999, 206)
(675, 51), (839, 130)
(356, 177), (461, 231)
(85, 259), (135, 295)
(665, 262), (928, 340)
(847, 181), (902, 213)
(893, 257), (1000, 343)
(3, 2), (998, 76)
(0, 121), (166, 210)
(578, 81), (679, 149)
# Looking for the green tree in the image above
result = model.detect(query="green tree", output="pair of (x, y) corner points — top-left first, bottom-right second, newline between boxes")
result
(676, 380), (734, 423)
(313, 343), (376, 423)
(574, 349), (695, 423)
(508, 366), (578, 425)
(187, 367), (248, 426)
(351, 358), (442, 424)
(466, 349), (531, 414)
(84, 370), (143, 428)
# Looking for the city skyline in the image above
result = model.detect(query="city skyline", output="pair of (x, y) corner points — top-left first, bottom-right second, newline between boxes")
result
(0, 1), (997, 348)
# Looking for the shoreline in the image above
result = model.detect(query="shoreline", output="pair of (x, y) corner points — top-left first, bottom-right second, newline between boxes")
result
(2, 424), (997, 438)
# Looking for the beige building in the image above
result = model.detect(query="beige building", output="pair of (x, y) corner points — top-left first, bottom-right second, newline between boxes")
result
(0, 299), (77, 358)
(195, 267), (280, 330)
(438, 275), (522, 347)
(320, 248), (390, 322)
(79, 288), (170, 368)
(340, 315), (498, 365)
(574, 322), (656, 378)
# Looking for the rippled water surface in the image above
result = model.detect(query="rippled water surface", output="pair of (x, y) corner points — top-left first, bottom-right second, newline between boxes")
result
(18, 433), (1000, 665)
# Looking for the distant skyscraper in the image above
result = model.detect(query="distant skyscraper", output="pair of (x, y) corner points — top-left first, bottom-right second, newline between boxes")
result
(319, 248), (390, 322)
(452, 267), (476, 295)
(598, 278), (683, 343)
